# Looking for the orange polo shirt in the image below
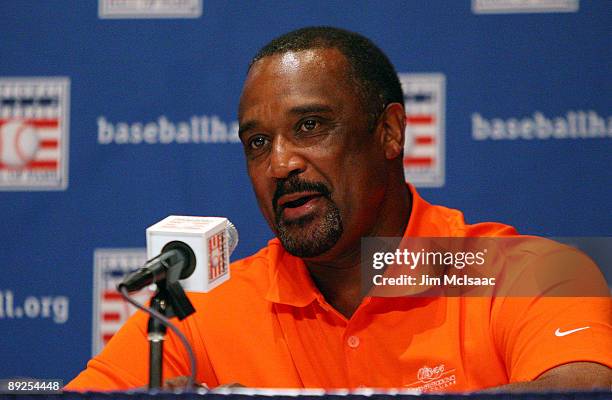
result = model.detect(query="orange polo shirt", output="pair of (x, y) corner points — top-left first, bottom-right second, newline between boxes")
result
(67, 186), (611, 392)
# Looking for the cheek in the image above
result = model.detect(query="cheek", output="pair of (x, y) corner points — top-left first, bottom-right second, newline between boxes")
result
(311, 144), (372, 197)
(248, 171), (276, 220)
(335, 151), (388, 216)
(249, 176), (270, 206)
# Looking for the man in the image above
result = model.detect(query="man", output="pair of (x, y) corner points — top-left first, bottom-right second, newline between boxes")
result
(67, 27), (611, 392)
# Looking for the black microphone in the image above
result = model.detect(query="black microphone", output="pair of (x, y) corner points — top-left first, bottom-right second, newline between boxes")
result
(118, 241), (196, 293)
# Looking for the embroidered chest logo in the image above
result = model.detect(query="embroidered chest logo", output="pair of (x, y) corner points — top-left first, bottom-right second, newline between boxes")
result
(417, 364), (445, 382)
(406, 363), (457, 392)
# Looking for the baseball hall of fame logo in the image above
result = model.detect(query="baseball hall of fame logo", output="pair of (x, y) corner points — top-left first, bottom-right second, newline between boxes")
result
(0, 78), (70, 190)
(208, 231), (228, 283)
(99, 0), (202, 19)
(472, 0), (579, 14)
(92, 248), (150, 356)
(399, 73), (446, 188)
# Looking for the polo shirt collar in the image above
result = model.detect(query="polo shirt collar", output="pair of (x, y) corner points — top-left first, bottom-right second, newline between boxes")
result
(264, 239), (321, 307)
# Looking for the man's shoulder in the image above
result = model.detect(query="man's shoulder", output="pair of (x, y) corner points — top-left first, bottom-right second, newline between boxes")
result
(186, 239), (283, 307)
(410, 187), (518, 237)
(229, 239), (278, 271)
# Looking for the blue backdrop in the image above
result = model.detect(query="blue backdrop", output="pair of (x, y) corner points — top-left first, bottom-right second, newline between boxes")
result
(0, 0), (610, 384)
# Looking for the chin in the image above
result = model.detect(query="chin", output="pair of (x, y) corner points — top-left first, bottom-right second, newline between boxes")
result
(277, 212), (343, 259)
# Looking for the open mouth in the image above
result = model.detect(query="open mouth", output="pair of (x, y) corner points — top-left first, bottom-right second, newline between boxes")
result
(282, 194), (321, 208)
(277, 192), (324, 220)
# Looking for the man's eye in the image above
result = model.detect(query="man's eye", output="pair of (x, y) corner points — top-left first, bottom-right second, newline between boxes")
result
(248, 136), (268, 149)
(300, 119), (319, 132)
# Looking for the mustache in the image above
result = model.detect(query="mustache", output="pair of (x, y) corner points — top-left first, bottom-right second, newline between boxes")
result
(272, 175), (331, 212)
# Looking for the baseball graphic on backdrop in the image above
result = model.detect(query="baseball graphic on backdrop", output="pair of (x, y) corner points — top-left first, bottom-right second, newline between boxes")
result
(0, 119), (40, 168)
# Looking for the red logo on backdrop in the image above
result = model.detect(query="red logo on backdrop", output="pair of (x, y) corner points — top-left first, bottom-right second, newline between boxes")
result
(0, 78), (69, 190)
(208, 232), (227, 282)
(398, 73), (445, 187)
(92, 249), (150, 356)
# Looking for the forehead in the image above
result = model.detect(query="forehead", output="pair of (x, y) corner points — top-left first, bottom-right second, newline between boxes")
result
(239, 48), (359, 121)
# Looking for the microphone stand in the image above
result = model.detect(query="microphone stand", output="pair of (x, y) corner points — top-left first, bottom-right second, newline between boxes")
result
(146, 263), (196, 390)
(147, 290), (167, 389)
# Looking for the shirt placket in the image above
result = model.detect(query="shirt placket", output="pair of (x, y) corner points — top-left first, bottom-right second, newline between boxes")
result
(341, 297), (373, 388)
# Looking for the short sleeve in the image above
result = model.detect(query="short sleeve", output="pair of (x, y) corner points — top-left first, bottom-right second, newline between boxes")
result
(65, 304), (217, 391)
(495, 296), (611, 381)
(491, 244), (612, 382)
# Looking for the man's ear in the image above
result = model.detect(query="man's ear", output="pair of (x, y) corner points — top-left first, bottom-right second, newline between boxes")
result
(378, 103), (405, 160)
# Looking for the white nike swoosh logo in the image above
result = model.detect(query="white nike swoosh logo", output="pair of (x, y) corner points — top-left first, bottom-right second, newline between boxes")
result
(555, 326), (590, 337)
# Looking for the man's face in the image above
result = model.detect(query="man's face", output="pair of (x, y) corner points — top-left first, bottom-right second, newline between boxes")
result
(238, 48), (389, 261)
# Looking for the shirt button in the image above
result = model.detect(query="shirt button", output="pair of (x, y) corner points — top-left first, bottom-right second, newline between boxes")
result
(347, 335), (360, 348)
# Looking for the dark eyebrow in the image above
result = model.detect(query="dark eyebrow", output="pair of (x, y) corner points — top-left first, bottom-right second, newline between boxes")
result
(238, 120), (257, 138)
(239, 104), (333, 138)
(289, 104), (333, 115)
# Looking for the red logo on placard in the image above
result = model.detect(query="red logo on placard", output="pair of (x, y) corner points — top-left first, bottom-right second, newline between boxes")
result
(208, 232), (227, 282)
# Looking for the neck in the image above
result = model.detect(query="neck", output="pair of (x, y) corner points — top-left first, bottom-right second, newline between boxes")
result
(305, 181), (412, 319)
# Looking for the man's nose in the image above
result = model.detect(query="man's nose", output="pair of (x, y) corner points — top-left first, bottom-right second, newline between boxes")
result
(268, 135), (306, 179)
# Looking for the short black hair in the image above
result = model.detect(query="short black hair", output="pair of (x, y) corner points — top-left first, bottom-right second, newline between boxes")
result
(250, 26), (404, 130)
